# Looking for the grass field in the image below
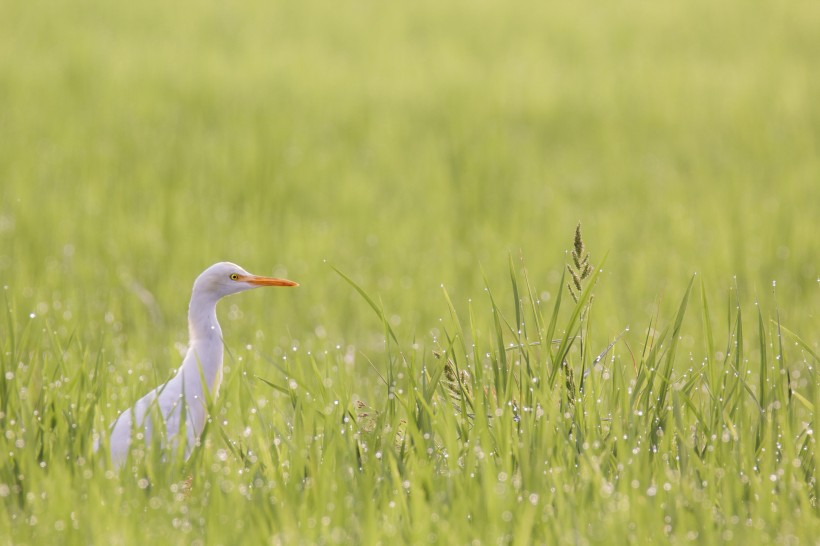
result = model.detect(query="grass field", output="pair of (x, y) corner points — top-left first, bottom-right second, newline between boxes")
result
(1, 0), (818, 544)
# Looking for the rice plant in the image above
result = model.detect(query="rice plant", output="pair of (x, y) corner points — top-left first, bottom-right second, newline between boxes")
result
(1, 223), (818, 544)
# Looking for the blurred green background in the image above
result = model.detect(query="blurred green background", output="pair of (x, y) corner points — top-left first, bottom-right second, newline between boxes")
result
(2, 0), (818, 364)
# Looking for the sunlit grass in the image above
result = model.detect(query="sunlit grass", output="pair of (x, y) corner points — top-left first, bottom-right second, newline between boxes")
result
(1, 229), (817, 544)
(1, 0), (819, 543)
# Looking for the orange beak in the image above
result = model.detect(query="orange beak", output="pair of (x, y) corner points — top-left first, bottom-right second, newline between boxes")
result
(239, 275), (299, 287)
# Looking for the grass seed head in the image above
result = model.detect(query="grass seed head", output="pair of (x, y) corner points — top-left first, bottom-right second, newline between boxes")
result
(567, 222), (593, 302)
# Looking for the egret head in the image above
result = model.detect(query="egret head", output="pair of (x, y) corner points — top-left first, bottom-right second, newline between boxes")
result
(193, 262), (298, 298)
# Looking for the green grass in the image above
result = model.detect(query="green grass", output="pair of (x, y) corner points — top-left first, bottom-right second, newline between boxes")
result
(1, 0), (819, 544)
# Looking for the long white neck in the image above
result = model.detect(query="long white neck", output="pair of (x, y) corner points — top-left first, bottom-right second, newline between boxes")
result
(188, 289), (222, 341)
(181, 289), (224, 393)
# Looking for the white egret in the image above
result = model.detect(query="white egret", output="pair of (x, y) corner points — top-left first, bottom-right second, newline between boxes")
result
(100, 262), (298, 468)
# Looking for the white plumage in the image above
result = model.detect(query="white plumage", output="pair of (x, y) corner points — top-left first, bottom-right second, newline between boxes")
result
(100, 262), (297, 468)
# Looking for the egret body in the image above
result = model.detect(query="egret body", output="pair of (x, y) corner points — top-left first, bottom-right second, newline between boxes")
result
(102, 262), (297, 467)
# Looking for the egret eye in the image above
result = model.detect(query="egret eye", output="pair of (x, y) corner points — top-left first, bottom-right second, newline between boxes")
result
(229, 273), (240, 281)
